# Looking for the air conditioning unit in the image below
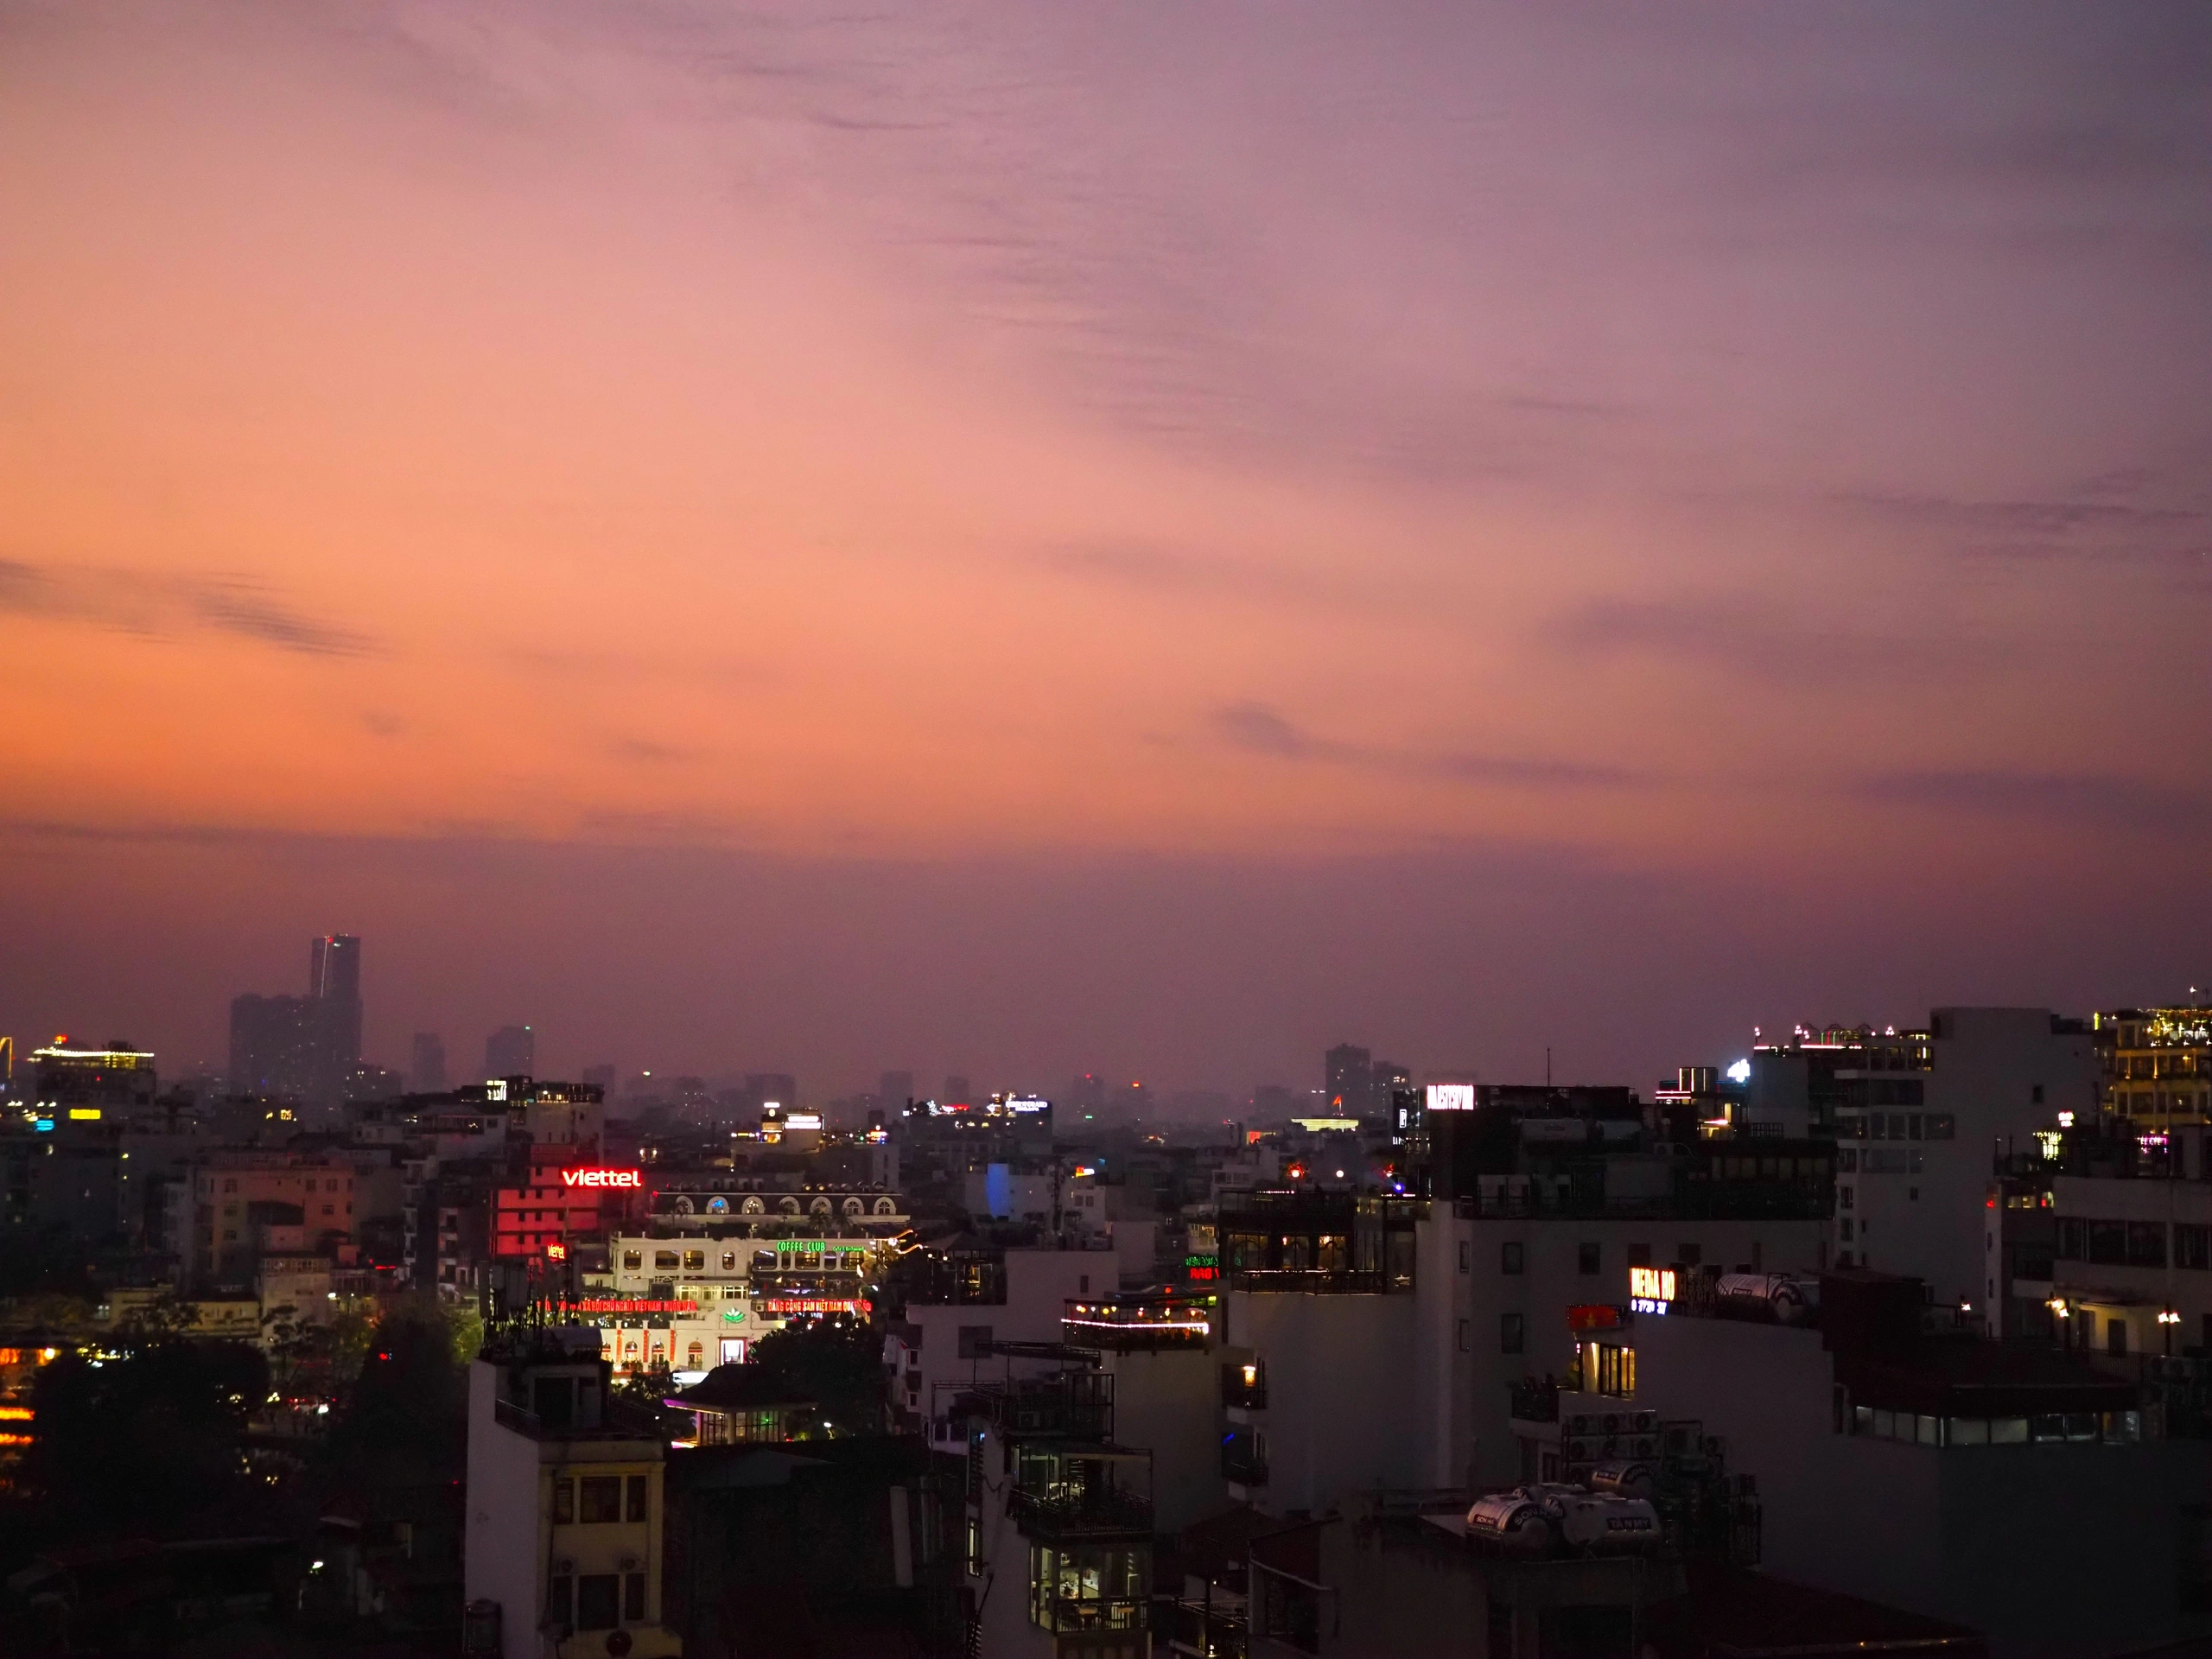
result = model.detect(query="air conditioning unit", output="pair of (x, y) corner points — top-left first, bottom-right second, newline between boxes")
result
(553, 1557), (575, 1575)
(1632, 1410), (1657, 1433)
(618, 1554), (641, 1573)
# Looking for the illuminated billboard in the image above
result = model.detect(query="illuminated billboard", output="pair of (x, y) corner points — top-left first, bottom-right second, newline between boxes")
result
(1629, 1266), (1677, 1315)
(561, 1167), (644, 1189)
(1426, 1083), (1475, 1113)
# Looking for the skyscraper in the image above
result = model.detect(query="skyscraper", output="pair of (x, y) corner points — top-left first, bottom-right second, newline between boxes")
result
(231, 994), (321, 1096)
(485, 1024), (535, 1080)
(410, 1032), (448, 1094)
(1325, 1042), (1374, 1117)
(308, 934), (363, 1100)
(879, 1070), (915, 1111)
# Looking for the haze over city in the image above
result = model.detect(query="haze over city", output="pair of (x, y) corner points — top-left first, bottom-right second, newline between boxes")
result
(5, 3), (2209, 1092)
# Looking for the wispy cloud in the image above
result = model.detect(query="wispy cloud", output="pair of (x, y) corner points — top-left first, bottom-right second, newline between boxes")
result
(1034, 543), (1418, 613)
(0, 558), (375, 658)
(1860, 768), (2208, 834)
(1211, 702), (1633, 790)
(1550, 597), (1994, 685)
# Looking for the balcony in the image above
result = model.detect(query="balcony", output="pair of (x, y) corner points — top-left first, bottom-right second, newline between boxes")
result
(1221, 1445), (1268, 1488)
(1011, 1484), (1155, 1541)
(1509, 1378), (1560, 1423)
(1034, 1596), (1148, 1637)
(1221, 1363), (1268, 1411)
(1230, 1269), (1387, 1295)
(1064, 1292), (1213, 1352)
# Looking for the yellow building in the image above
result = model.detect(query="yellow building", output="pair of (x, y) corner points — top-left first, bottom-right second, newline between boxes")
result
(2094, 1006), (2212, 1128)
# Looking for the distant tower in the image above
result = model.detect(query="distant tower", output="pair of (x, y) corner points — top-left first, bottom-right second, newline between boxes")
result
(1325, 1043), (1374, 1116)
(944, 1074), (973, 1107)
(486, 1024), (535, 1081)
(879, 1070), (915, 1110)
(308, 934), (364, 1100)
(410, 1032), (448, 1094)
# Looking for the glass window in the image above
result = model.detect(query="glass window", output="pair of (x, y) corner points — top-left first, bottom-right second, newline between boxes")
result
(1578, 1242), (1600, 1275)
(654, 1250), (679, 1270)
(547, 1574), (573, 1631)
(624, 1571), (645, 1622)
(626, 1474), (648, 1522)
(580, 1476), (622, 1523)
(1501, 1313), (1524, 1354)
(721, 1251), (737, 1270)
(1501, 1242), (1524, 1275)
(1992, 1417), (2028, 1445)
(684, 1249), (706, 1271)
(1950, 1417), (1987, 1446)
(1626, 1243), (1651, 1268)
(622, 1252), (641, 1271)
(575, 1574), (620, 1631)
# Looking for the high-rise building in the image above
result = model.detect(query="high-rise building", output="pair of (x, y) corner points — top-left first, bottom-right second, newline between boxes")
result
(944, 1074), (973, 1107)
(878, 1070), (914, 1111)
(486, 1025), (535, 1081)
(1070, 1073), (1107, 1118)
(1325, 1042), (1374, 1117)
(411, 1032), (448, 1094)
(231, 995), (321, 1096)
(582, 1063), (618, 1094)
(308, 934), (363, 1071)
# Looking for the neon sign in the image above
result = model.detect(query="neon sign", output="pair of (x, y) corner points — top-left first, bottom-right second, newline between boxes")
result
(565, 1298), (698, 1314)
(562, 1167), (643, 1189)
(1426, 1084), (1474, 1113)
(1629, 1266), (1677, 1316)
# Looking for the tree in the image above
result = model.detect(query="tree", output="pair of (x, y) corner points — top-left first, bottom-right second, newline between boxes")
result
(321, 1304), (468, 1488)
(24, 1338), (271, 1541)
(748, 1316), (886, 1436)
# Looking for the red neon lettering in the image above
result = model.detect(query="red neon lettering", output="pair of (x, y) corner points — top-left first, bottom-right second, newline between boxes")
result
(560, 1168), (641, 1189)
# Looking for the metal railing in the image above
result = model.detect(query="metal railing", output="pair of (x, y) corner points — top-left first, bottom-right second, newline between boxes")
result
(1010, 1484), (1155, 1539)
(1221, 1448), (1269, 1487)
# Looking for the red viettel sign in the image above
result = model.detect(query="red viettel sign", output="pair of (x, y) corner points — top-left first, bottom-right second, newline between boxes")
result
(562, 1167), (643, 1189)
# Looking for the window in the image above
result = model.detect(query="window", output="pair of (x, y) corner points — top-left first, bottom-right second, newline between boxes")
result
(2178, 1225), (2210, 1270)
(580, 1476), (623, 1523)
(552, 1478), (575, 1524)
(1458, 1319), (1470, 1352)
(547, 1574), (574, 1632)
(576, 1574), (620, 1631)
(1578, 1242), (1600, 1276)
(1458, 1241), (1470, 1274)
(1501, 1242), (1524, 1274)
(626, 1474), (648, 1522)
(1677, 1243), (1702, 1268)
(683, 1249), (706, 1271)
(1626, 1243), (1650, 1268)
(2129, 1223), (2168, 1268)
(2031, 1084), (2044, 1105)
(623, 1252), (642, 1271)
(224, 1179), (237, 1193)
(1840, 1185), (1854, 1210)
(624, 1572), (645, 1622)
(1840, 1219), (1854, 1242)
(1501, 1313), (1524, 1355)
(654, 1251), (679, 1270)
(2108, 1318), (2128, 1358)
(721, 1251), (736, 1270)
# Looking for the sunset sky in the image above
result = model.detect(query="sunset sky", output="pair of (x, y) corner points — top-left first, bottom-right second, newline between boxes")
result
(4, 3), (2209, 1097)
